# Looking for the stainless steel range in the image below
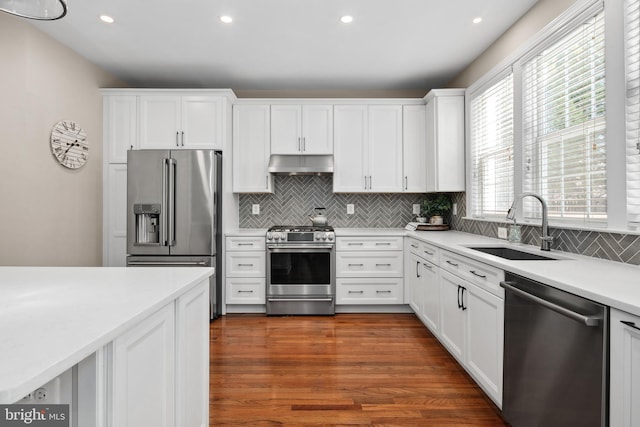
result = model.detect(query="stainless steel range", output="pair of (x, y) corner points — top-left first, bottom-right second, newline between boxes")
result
(266, 225), (336, 315)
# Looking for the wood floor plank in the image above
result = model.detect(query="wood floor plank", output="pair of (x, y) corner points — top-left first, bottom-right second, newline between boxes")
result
(210, 313), (507, 426)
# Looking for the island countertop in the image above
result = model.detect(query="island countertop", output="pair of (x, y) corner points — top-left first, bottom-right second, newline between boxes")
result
(0, 266), (213, 404)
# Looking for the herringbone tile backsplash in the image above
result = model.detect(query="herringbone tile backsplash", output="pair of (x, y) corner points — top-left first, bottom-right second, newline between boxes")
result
(239, 176), (423, 229)
(238, 178), (640, 265)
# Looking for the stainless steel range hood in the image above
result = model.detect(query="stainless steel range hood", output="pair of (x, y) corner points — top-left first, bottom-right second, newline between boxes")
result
(267, 155), (334, 175)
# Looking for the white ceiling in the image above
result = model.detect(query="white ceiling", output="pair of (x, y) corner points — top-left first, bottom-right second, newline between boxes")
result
(28, 0), (539, 93)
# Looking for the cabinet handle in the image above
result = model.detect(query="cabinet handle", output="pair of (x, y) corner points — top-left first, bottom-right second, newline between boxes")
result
(376, 263), (391, 267)
(411, 244), (418, 249)
(348, 290), (364, 294)
(298, 137), (301, 152)
(457, 285), (467, 310)
(470, 270), (487, 279)
(423, 263), (433, 270)
(376, 290), (392, 294)
(348, 242), (363, 246)
(348, 263), (364, 267)
(405, 176), (408, 190)
(364, 176), (367, 190)
(621, 321), (640, 332)
(375, 242), (391, 246)
(461, 287), (467, 311)
(181, 131), (185, 146)
(369, 175), (372, 189)
(237, 243), (254, 246)
(424, 250), (433, 256)
(175, 131), (179, 147)
(238, 290), (254, 293)
(303, 137), (306, 152)
(416, 261), (421, 278)
(266, 175), (269, 190)
(238, 263), (254, 267)
(446, 260), (459, 267)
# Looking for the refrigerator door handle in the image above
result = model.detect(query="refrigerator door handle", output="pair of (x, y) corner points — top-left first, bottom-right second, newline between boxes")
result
(167, 157), (177, 247)
(161, 158), (169, 246)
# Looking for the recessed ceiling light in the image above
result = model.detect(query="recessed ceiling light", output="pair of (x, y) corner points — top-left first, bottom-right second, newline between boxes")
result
(99, 14), (114, 23)
(340, 15), (354, 24)
(472, 17), (482, 24)
(220, 15), (233, 24)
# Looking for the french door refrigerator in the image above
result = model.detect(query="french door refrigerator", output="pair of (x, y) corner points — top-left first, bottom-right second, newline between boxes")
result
(126, 149), (222, 320)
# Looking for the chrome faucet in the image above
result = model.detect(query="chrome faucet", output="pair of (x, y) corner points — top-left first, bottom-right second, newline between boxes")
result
(506, 192), (554, 251)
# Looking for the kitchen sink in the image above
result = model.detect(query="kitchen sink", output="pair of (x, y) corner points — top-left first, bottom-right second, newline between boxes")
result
(467, 246), (561, 261)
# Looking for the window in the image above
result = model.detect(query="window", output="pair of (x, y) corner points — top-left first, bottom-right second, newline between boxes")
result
(522, 10), (606, 226)
(469, 73), (514, 219)
(626, 0), (640, 225)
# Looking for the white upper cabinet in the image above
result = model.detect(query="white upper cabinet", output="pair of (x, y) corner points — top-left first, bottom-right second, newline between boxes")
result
(425, 89), (465, 192)
(334, 105), (403, 193)
(104, 95), (137, 163)
(270, 104), (333, 154)
(402, 105), (427, 193)
(139, 95), (223, 150)
(233, 104), (272, 193)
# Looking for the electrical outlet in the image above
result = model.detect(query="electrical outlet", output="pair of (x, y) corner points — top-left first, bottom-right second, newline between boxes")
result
(498, 227), (508, 239)
(347, 204), (355, 215)
(34, 388), (47, 401)
(453, 203), (458, 216)
(252, 204), (260, 215)
(412, 204), (420, 215)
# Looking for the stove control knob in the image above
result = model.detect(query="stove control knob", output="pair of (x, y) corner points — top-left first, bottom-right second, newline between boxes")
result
(321, 233), (327, 240)
(266, 232), (272, 241)
(314, 232), (321, 241)
(328, 233), (334, 241)
(279, 232), (287, 241)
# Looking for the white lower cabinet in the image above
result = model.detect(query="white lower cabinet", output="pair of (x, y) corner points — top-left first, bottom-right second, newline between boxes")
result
(439, 269), (503, 407)
(406, 238), (440, 334)
(112, 303), (176, 427)
(225, 236), (266, 308)
(610, 308), (640, 427)
(110, 279), (209, 427)
(336, 236), (404, 305)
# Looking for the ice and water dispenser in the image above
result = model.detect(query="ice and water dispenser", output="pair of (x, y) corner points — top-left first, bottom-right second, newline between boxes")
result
(133, 204), (161, 245)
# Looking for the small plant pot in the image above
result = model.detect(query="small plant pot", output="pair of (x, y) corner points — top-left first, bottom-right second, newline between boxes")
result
(415, 217), (427, 223)
(429, 215), (444, 225)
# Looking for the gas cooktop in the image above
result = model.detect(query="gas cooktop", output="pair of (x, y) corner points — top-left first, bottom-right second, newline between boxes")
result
(268, 225), (334, 232)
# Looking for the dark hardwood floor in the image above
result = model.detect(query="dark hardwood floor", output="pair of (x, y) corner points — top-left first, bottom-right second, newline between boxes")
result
(210, 313), (507, 426)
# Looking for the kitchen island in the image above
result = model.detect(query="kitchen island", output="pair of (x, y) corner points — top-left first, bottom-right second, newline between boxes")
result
(0, 266), (212, 426)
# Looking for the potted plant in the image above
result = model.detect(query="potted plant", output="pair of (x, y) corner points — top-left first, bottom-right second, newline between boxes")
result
(421, 194), (452, 225)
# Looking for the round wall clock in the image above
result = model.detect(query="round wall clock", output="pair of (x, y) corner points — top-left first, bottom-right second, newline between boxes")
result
(50, 119), (88, 169)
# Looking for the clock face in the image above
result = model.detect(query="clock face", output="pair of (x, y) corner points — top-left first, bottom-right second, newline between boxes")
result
(50, 120), (88, 169)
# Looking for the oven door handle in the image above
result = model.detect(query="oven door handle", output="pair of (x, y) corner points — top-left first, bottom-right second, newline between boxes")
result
(267, 244), (334, 250)
(267, 297), (334, 302)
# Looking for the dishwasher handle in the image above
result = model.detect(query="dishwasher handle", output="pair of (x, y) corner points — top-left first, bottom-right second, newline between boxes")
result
(500, 281), (601, 327)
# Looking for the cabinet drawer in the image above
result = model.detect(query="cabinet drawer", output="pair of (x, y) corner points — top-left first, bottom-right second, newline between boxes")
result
(337, 278), (404, 305)
(440, 250), (504, 298)
(336, 252), (403, 277)
(226, 278), (265, 304)
(226, 252), (265, 277)
(226, 236), (265, 251)
(407, 238), (439, 263)
(336, 236), (403, 251)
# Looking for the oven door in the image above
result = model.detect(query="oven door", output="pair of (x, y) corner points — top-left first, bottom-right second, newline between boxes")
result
(266, 244), (335, 315)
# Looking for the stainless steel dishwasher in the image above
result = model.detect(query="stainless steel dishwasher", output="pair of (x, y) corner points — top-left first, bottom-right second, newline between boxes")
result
(501, 272), (608, 427)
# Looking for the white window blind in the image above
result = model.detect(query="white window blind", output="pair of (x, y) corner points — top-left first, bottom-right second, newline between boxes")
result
(626, 0), (640, 225)
(470, 73), (514, 219)
(522, 9), (606, 226)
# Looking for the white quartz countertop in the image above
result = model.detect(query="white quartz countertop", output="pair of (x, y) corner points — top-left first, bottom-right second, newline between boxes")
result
(406, 230), (640, 317)
(0, 266), (214, 404)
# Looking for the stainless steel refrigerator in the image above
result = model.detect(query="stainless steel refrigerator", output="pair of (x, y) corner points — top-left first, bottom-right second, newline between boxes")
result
(126, 149), (222, 320)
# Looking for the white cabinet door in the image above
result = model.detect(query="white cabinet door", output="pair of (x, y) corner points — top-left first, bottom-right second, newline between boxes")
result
(104, 95), (137, 163)
(271, 105), (333, 154)
(112, 303), (175, 427)
(176, 281), (209, 427)
(610, 308), (640, 427)
(368, 105), (403, 192)
(334, 105), (367, 192)
(270, 105), (302, 154)
(425, 89), (465, 192)
(402, 105), (427, 193)
(232, 105), (272, 193)
(139, 96), (181, 150)
(408, 252), (422, 314)
(421, 260), (440, 335)
(181, 96), (222, 149)
(439, 271), (465, 363)
(465, 283), (503, 407)
(104, 164), (128, 267)
(302, 105), (333, 154)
